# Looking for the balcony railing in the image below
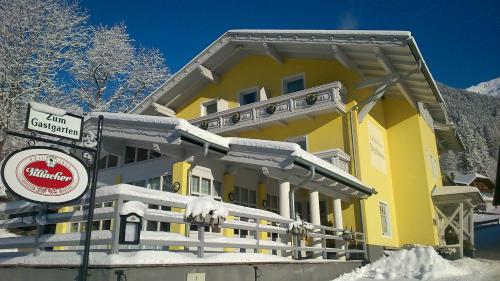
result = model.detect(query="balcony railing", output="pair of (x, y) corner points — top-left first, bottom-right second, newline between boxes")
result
(190, 82), (347, 133)
(0, 185), (366, 261)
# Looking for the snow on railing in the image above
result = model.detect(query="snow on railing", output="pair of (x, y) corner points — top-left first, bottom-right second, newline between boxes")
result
(0, 184), (366, 260)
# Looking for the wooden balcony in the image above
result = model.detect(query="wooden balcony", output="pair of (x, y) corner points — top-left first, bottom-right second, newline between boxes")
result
(190, 82), (347, 134)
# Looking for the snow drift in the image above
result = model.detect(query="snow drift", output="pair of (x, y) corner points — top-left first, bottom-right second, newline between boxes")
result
(333, 246), (500, 281)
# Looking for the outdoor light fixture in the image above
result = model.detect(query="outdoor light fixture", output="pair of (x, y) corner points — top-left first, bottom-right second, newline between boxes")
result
(119, 212), (143, 245)
(172, 182), (181, 192)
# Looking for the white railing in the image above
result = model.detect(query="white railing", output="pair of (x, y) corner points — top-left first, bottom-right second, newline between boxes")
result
(190, 82), (347, 133)
(0, 185), (366, 260)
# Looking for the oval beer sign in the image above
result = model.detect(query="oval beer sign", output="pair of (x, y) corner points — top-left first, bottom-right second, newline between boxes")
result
(1, 147), (89, 204)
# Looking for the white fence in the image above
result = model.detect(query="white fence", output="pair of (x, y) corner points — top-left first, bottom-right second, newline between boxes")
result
(0, 185), (366, 260)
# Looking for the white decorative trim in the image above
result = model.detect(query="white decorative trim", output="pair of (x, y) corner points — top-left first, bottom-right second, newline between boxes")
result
(191, 82), (346, 134)
(313, 148), (351, 172)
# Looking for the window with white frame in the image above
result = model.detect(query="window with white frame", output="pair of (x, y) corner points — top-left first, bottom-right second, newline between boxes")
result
(282, 74), (305, 94)
(239, 87), (258, 106)
(233, 186), (256, 207)
(124, 146), (163, 164)
(202, 99), (218, 116)
(70, 202), (113, 233)
(127, 174), (173, 192)
(190, 175), (222, 198)
(97, 154), (119, 170)
(286, 135), (308, 151)
(379, 202), (392, 237)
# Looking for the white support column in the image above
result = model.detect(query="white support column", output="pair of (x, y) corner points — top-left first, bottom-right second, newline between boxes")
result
(333, 198), (346, 260)
(279, 181), (291, 219)
(309, 191), (322, 259)
(309, 191), (321, 225)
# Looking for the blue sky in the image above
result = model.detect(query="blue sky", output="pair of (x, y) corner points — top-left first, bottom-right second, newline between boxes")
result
(82, 0), (499, 88)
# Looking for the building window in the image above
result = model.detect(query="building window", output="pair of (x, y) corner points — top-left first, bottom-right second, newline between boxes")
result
(190, 176), (221, 198)
(282, 74), (305, 94)
(379, 202), (392, 237)
(233, 186), (256, 207)
(71, 203), (113, 233)
(97, 154), (119, 170)
(239, 88), (258, 106)
(127, 175), (172, 192)
(202, 100), (218, 116)
(266, 194), (279, 214)
(124, 146), (165, 164)
(285, 135), (308, 151)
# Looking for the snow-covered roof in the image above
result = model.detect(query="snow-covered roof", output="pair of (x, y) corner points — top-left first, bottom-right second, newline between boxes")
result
(85, 113), (374, 199)
(453, 173), (493, 186)
(432, 186), (484, 205)
(131, 29), (450, 129)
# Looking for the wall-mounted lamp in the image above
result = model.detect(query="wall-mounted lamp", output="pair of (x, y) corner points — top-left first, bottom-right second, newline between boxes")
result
(172, 182), (181, 192)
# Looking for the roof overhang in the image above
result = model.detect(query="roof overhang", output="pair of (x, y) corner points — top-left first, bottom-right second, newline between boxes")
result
(432, 186), (485, 205)
(85, 112), (375, 200)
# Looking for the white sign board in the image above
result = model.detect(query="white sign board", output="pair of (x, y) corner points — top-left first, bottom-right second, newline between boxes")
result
(1, 147), (89, 204)
(26, 103), (83, 141)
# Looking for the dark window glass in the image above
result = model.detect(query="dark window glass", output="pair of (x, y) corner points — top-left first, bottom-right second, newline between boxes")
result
(285, 78), (304, 94)
(213, 181), (222, 197)
(97, 157), (107, 170)
(296, 140), (307, 150)
(161, 206), (171, 211)
(240, 91), (257, 105)
(205, 102), (218, 115)
(102, 220), (111, 230)
(150, 150), (162, 159)
(147, 221), (158, 231)
(149, 177), (161, 190)
(108, 155), (118, 167)
(134, 180), (146, 187)
(136, 148), (148, 162)
(124, 146), (135, 163)
(162, 175), (172, 192)
(160, 222), (170, 232)
(92, 221), (100, 230)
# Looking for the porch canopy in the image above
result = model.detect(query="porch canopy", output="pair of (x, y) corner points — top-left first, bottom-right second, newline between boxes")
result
(432, 186), (484, 258)
(85, 112), (375, 202)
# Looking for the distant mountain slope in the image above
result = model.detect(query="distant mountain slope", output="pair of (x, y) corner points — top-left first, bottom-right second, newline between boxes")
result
(438, 82), (500, 180)
(466, 77), (500, 96)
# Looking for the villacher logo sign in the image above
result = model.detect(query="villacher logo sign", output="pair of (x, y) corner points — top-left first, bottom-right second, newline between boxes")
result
(1, 147), (90, 204)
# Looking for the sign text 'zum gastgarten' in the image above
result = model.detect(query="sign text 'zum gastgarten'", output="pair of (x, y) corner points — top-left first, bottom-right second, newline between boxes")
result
(1, 147), (90, 204)
(26, 102), (84, 141)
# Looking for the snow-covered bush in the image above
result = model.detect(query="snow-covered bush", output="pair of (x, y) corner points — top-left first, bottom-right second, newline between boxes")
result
(184, 196), (228, 229)
(288, 215), (315, 239)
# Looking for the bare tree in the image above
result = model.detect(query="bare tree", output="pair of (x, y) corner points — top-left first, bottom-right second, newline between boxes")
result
(0, 0), (88, 154)
(69, 24), (169, 112)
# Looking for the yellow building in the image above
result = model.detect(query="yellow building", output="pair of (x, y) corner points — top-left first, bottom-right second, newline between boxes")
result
(129, 30), (462, 260)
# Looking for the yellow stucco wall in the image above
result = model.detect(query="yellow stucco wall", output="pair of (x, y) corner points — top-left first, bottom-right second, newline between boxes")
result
(384, 98), (441, 246)
(167, 54), (441, 249)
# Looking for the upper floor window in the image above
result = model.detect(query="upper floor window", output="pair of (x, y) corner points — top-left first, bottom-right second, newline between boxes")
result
(266, 194), (279, 214)
(282, 74), (305, 94)
(202, 100), (218, 116)
(379, 201), (392, 237)
(97, 154), (119, 170)
(239, 87), (258, 106)
(124, 146), (163, 164)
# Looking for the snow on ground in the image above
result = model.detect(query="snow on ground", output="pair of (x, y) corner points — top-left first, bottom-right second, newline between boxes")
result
(0, 251), (288, 266)
(332, 246), (500, 281)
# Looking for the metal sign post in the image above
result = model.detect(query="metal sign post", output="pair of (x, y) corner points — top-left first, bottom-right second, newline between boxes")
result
(79, 115), (103, 281)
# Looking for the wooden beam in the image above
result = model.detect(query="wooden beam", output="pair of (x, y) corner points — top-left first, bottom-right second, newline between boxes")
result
(152, 103), (176, 117)
(198, 65), (219, 83)
(331, 45), (364, 78)
(356, 74), (399, 89)
(374, 47), (417, 109)
(262, 42), (284, 64)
